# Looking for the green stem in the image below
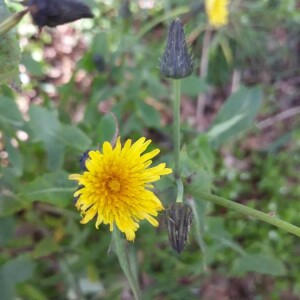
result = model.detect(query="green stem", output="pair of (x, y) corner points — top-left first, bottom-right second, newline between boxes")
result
(198, 192), (300, 238)
(173, 79), (181, 176)
(112, 229), (141, 300)
(175, 178), (184, 203)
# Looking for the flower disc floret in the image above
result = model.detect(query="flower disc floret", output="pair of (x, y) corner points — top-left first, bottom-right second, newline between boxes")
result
(69, 137), (172, 241)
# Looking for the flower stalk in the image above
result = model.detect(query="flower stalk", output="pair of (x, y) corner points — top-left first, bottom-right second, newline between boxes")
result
(198, 192), (300, 238)
(173, 79), (181, 176)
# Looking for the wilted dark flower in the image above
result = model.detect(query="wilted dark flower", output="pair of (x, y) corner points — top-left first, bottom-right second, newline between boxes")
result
(165, 202), (193, 253)
(25, 0), (94, 28)
(160, 19), (193, 79)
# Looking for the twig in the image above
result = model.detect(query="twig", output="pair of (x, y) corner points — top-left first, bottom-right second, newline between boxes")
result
(256, 106), (300, 129)
(196, 28), (212, 130)
(231, 69), (241, 94)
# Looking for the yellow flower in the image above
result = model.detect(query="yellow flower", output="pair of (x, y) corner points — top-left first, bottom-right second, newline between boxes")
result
(205, 0), (229, 28)
(69, 137), (172, 241)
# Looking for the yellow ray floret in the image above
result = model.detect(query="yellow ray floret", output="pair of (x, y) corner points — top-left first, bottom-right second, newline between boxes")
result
(205, 0), (229, 28)
(69, 137), (172, 241)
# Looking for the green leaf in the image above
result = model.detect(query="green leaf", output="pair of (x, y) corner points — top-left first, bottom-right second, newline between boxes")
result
(0, 217), (15, 244)
(29, 106), (91, 170)
(19, 170), (74, 207)
(0, 0), (21, 90)
(137, 101), (161, 128)
(179, 145), (212, 194)
(111, 229), (141, 300)
(4, 135), (24, 177)
(0, 190), (28, 217)
(60, 124), (92, 151)
(0, 96), (24, 128)
(181, 76), (208, 97)
(187, 198), (207, 267)
(0, 255), (35, 299)
(29, 105), (64, 170)
(206, 217), (246, 256)
(0, 272), (13, 300)
(21, 53), (44, 77)
(17, 284), (48, 300)
(33, 238), (60, 258)
(29, 105), (61, 144)
(208, 86), (262, 147)
(0, 255), (35, 285)
(231, 253), (286, 276)
(97, 114), (117, 145)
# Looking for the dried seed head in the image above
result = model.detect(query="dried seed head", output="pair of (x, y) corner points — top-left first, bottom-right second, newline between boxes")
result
(26, 0), (94, 28)
(165, 202), (193, 254)
(160, 19), (193, 79)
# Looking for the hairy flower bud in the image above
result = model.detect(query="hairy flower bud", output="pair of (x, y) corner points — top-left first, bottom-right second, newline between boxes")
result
(165, 203), (193, 253)
(160, 19), (193, 79)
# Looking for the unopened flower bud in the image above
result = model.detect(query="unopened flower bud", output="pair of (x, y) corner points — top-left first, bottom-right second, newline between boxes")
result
(25, 0), (94, 28)
(165, 202), (193, 253)
(160, 19), (193, 79)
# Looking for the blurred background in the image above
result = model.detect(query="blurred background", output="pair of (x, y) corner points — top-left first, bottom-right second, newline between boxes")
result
(0, 0), (300, 299)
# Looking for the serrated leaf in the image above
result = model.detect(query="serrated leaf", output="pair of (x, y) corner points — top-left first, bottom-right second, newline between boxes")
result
(19, 170), (74, 207)
(0, 0), (21, 90)
(231, 253), (286, 276)
(208, 86), (262, 147)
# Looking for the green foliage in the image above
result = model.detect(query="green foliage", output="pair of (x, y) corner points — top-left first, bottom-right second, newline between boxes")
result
(0, 255), (35, 300)
(208, 86), (263, 148)
(0, 0), (21, 90)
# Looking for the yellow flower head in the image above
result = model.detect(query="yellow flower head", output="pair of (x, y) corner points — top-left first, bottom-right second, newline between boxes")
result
(69, 137), (172, 241)
(205, 0), (229, 28)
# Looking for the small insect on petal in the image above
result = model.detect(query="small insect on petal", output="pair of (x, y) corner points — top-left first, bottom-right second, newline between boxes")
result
(80, 150), (91, 171)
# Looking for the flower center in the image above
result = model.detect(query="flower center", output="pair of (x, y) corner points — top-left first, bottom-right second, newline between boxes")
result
(108, 179), (121, 192)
